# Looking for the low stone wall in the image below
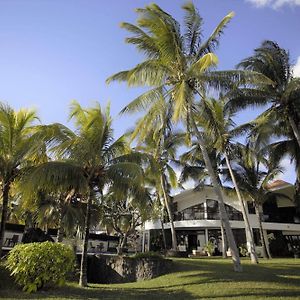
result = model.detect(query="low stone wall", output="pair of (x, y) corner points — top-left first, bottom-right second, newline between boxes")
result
(87, 254), (172, 283)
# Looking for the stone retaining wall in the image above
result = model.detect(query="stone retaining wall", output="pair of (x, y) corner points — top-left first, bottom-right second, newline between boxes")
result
(87, 254), (172, 283)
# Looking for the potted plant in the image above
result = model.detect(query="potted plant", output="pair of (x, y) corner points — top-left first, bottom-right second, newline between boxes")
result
(203, 241), (215, 257)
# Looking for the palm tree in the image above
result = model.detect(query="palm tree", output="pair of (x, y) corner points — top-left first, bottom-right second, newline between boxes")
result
(21, 102), (144, 287)
(228, 144), (282, 258)
(106, 2), (263, 271)
(198, 98), (258, 263)
(131, 97), (184, 251)
(229, 40), (300, 148)
(21, 161), (89, 242)
(179, 138), (228, 258)
(0, 103), (49, 256)
(53, 101), (143, 287)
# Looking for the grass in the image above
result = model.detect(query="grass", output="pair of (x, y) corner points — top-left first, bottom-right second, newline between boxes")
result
(1, 258), (300, 299)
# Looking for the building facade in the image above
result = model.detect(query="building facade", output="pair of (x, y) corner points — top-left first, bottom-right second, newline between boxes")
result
(143, 180), (300, 256)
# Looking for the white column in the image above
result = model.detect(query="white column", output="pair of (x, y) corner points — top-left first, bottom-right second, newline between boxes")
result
(205, 228), (209, 244)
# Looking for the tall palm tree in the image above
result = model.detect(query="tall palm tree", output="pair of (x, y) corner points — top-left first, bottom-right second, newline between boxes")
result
(228, 144), (282, 259)
(198, 98), (258, 263)
(229, 40), (300, 148)
(132, 97), (184, 251)
(0, 103), (48, 256)
(179, 138), (228, 258)
(106, 2), (269, 271)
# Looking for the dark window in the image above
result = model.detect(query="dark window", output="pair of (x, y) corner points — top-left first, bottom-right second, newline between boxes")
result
(207, 199), (219, 220)
(252, 228), (262, 246)
(180, 203), (205, 220)
(247, 202), (256, 214)
(225, 204), (243, 221)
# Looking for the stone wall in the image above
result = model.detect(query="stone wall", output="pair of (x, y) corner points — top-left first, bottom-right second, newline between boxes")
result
(87, 254), (172, 283)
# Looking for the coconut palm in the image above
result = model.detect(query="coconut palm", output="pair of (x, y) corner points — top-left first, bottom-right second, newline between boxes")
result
(180, 138), (229, 258)
(198, 98), (258, 263)
(229, 40), (300, 148)
(131, 97), (185, 251)
(106, 2), (266, 270)
(0, 103), (50, 256)
(21, 161), (89, 242)
(228, 144), (283, 258)
(21, 102), (144, 286)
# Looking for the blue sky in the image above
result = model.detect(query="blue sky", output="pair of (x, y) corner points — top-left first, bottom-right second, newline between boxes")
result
(0, 0), (299, 183)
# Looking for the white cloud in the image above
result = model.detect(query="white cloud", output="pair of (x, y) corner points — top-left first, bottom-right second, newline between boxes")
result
(293, 56), (300, 77)
(247, 0), (300, 8)
(275, 156), (296, 183)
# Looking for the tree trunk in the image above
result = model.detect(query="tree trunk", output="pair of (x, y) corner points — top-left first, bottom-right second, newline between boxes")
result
(224, 152), (258, 264)
(56, 201), (64, 243)
(288, 115), (300, 149)
(191, 117), (242, 272)
(159, 195), (167, 250)
(0, 183), (10, 257)
(255, 203), (270, 259)
(160, 174), (177, 251)
(160, 215), (167, 251)
(119, 231), (128, 255)
(79, 191), (92, 287)
(220, 219), (227, 258)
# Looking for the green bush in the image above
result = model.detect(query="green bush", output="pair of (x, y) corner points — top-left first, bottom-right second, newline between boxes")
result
(5, 241), (75, 293)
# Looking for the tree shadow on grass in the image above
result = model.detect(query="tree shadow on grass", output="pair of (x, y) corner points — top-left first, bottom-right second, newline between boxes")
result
(0, 284), (196, 300)
(1, 258), (300, 299)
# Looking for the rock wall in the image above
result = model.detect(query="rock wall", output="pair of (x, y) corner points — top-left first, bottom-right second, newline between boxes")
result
(87, 255), (172, 283)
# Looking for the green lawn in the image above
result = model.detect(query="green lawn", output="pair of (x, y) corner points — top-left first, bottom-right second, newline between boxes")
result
(1, 258), (300, 300)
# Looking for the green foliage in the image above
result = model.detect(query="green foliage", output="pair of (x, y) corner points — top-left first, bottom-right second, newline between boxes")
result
(5, 241), (75, 293)
(134, 251), (163, 259)
(239, 244), (249, 257)
(203, 241), (215, 256)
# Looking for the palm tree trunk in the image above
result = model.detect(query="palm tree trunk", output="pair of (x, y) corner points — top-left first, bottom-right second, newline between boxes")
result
(0, 183), (10, 257)
(56, 201), (64, 243)
(79, 191), (92, 287)
(288, 115), (300, 149)
(255, 203), (270, 259)
(160, 174), (177, 251)
(224, 151), (258, 264)
(160, 214), (167, 251)
(220, 219), (227, 258)
(159, 194), (167, 250)
(190, 117), (242, 272)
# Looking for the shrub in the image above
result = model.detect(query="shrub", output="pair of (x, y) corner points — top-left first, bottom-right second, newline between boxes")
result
(5, 241), (75, 293)
(203, 241), (215, 256)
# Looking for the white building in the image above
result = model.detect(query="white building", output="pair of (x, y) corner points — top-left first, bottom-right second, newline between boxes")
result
(143, 180), (300, 256)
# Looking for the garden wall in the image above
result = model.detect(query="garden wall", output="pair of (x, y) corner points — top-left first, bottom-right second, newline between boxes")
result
(86, 254), (172, 283)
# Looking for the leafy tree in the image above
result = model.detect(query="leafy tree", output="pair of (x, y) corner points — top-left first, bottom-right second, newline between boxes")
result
(101, 186), (152, 254)
(0, 103), (49, 256)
